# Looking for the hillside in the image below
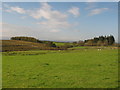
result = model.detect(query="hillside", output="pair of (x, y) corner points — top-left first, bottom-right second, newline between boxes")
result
(1, 40), (60, 52)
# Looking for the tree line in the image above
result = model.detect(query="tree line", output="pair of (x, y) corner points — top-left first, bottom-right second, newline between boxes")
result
(76, 35), (115, 46)
(11, 35), (115, 48)
(11, 36), (41, 42)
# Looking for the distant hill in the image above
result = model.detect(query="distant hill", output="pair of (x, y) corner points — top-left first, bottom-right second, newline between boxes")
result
(1, 40), (63, 52)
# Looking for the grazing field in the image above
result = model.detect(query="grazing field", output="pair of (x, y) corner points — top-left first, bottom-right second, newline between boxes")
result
(2, 48), (118, 88)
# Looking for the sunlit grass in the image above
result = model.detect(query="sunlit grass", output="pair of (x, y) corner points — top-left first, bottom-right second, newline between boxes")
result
(2, 49), (118, 88)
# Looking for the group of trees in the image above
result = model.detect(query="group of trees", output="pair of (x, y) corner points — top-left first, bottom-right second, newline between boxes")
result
(75, 35), (115, 46)
(11, 37), (42, 43)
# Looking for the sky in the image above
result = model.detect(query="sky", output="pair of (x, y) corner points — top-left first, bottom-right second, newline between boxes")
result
(1, 2), (118, 42)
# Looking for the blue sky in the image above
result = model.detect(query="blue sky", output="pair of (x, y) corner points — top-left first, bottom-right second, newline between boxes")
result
(2, 2), (118, 42)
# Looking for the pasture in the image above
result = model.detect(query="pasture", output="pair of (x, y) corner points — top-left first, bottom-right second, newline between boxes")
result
(54, 42), (73, 46)
(2, 48), (118, 88)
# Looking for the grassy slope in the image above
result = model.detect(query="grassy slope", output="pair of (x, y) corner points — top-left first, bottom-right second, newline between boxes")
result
(54, 42), (65, 46)
(1, 40), (55, 51)
(54, 42), (73, 46)
(2, 49), (118, 88)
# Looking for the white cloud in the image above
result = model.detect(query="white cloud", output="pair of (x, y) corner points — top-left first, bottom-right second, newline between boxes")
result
(29, 3), (71, 32)
(28, 3), (67, 21)
(10, 6), (26, 14)
(89, 8), (109, 16)
(3, 4), (26, 14)
(68, 7), (80, 17)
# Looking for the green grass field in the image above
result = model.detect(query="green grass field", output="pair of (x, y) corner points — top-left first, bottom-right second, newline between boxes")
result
(54, 42), (73, 46)
(2, 48), (118, 88)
